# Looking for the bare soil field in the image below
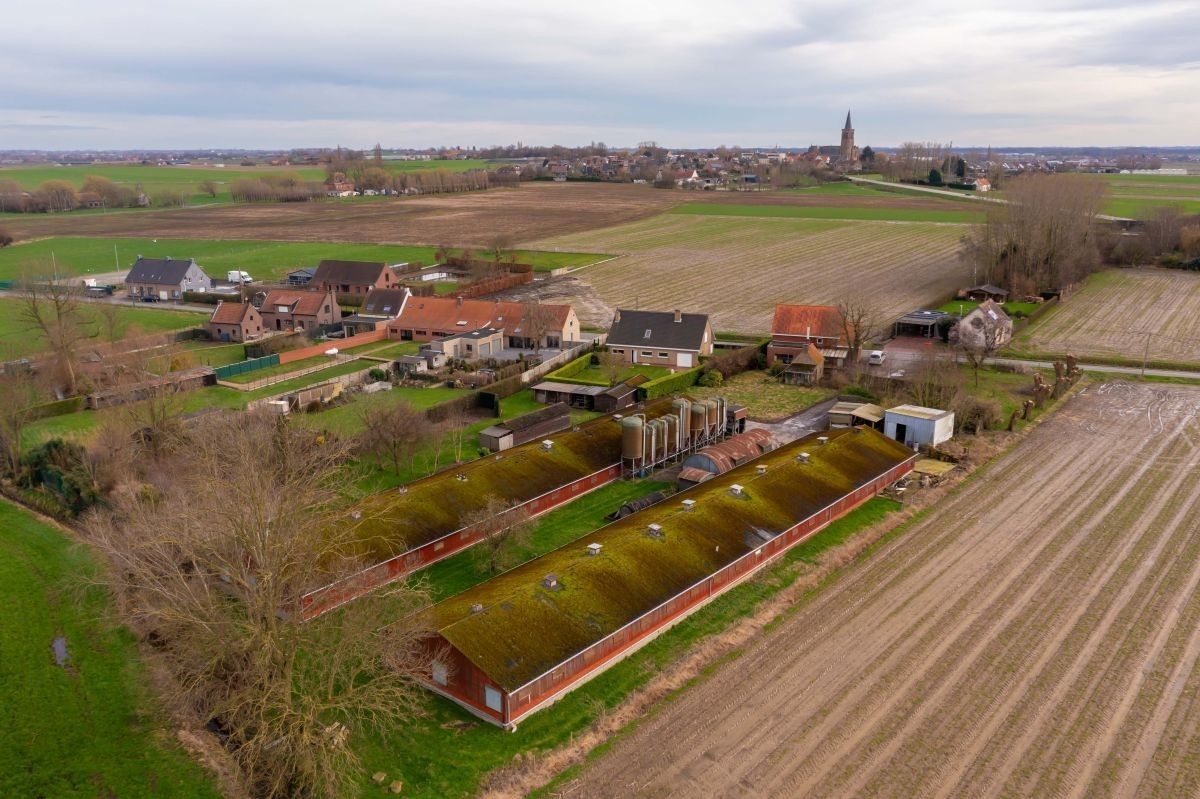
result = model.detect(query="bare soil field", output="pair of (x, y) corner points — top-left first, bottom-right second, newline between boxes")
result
(1014, 268), (1200, 365)
(561, 381), (1200, 799)
(2, 182), (681, 247)
(523, 215), (968, 332)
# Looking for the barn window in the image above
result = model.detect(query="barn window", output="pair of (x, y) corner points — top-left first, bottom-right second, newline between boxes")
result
(432, 660), (448, 686)
(484, 685), (502, 712)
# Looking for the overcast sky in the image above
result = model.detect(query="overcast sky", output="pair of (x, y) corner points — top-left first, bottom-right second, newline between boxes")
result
(2, 0), (1197, 150)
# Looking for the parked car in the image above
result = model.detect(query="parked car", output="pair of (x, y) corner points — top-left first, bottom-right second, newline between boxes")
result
(868, 350), (886, 365)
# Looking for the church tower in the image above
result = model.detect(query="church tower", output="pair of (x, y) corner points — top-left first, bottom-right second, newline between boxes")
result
(839, 110), (857, 167)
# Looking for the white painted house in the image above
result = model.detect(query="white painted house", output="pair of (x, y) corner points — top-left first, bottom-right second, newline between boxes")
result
(884, 405), (954, 447)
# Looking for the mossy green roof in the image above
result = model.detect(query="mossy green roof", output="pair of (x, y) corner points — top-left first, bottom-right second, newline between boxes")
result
(426, 427), (914, 691)
(350, 399), (676, 561)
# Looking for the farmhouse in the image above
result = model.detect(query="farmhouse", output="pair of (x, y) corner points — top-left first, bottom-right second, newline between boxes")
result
(311, 259), (398, 295)
(767, 304), (849, 370)
(206, 301), (262, 342)
(885, 405), (954, 447)
(676, 428), (776, 489)
(386, 296), (580, 351)
(478, 403), (572, 452)
(605, 309), (713, 369)
(124, 256), (213, 301)
(415, 426), (915, 728)
(953, 299), (1012, 350)
(300, 401), (676, 619)
(341, 287), (411, 336)
(257, 289), (342, 332)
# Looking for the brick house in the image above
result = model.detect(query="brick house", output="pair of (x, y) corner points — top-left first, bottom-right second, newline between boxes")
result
(386, 296), (579, 351)
(341, 287), (411, 336)
(206, 301), (263, 342)
(311, 259), (398, 296)
(767, 304), (850, 370)
(257, 289), (342, 333)
(604, 308), (713, 369)
(124, 256), (213, 301)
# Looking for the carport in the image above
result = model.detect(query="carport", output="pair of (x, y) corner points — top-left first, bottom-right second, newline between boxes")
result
(893, 309), (951, 339)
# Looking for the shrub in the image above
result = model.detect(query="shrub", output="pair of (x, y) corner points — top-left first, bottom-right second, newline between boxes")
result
(639, 365), (705, 400)
(367, 368), (389, 382)
(842, 384), (878, 401)
(0, 226), (13, 247)
(954, 396), (1003, 434)
(697, 369), (724, 387)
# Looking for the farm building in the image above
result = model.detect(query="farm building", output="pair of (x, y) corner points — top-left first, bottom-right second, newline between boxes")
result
(779, 344), (825, 386)
(531, 379), (641, 413)
(479, 403), (571, 452)
(885, 405), (954, 447)
(893, 309), (952, 339)
(386, 296), (579, 351)
(125, 256), (213, 301)
(341, 287), (411, 336)
(605, 308), (713, 369)
(767, 304), (850, 370)
(414, 426), (915, 728)
(311, 259), (398, 295)
(206, 301), (263, 342)
(300, 400), (676, 619)
(962, 284), (1009, 303)
(676, 429), (777, 490)
(827, 400), (884, 430)
(286, 267), (316, 286)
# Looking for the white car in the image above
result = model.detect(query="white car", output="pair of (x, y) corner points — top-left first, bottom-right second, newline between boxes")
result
(868, 350), (886, 365)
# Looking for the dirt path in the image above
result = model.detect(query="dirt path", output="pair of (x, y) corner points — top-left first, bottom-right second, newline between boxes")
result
(559, 382), (1200, 798)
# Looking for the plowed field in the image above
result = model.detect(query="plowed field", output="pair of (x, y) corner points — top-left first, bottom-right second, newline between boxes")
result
(530, 215), (969, 332)
(1015, 268), (1200, 366)
(562, 381), (1200, 799)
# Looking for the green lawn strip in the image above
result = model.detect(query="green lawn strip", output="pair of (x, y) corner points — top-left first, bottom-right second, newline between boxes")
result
(671, 202), (983, 224)
(344, 340), (420, 359)
(1104, 197), (1200, 218)
(292, 385), (471, 437)
(353, 496), (902, 799)
(497, 389), (543, 419)
(0, 297), (200, 361)
(935, 299), (1041, 318)
(0, 237), (611, 284)
(0, 499), (220, 798)
(221, 354), (348, 384)
(549, 363), (670, 386)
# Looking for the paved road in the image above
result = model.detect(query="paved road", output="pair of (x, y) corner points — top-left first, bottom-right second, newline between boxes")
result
(991, 356), (1200, 381)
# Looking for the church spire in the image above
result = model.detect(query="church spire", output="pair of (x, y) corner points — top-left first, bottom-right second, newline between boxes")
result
(844, 109), (852, 130)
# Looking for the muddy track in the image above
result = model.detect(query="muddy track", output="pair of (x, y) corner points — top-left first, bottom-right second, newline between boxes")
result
(560, 382), (1200, 798)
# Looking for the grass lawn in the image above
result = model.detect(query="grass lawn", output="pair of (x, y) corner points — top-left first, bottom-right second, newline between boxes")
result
(292, 385), (470, 437)
(691, 370), (835, 421)
(0, 499), (220, 798)
(175, 340), (247, 368)
(352, 495), (903, 799)
(0, 297), (201, 361)
(0, 237), (611, 284)
(343, 340), (420, 359)
(548, 361), (670, 386)
(958, 364), (1052, 427)
(671, 201), (984, 224)
(220, 354), (350, 384)
(935, 299), (1041, 318)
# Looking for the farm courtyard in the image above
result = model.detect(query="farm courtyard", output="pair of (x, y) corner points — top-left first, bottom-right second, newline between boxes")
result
(565, 380), (1200, 798)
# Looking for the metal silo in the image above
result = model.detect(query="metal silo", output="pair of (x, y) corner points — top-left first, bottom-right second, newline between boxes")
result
(622, 416), (644, 471)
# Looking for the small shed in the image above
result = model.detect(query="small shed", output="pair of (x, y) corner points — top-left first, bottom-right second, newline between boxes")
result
(479, 403), (571, 452)
(532, 381), (608, 409)
(884, 404), (954, 447)
(780, 343), (824, 386)
(394, 355), (428, 375)
(963, 284), (1009, 302)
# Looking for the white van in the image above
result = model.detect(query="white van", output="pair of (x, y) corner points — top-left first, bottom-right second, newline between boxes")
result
(868, 350), (886, 366)
(226, 270), (253, 284)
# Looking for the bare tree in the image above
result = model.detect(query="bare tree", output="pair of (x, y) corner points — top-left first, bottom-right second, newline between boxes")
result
(905, 353), (962, 410)
(0, 372), (45, 477)
(521, 301), (553, 354)
(467, 496), (536, 575)
(598, 350), (626, 387)
(96, 302), (124, 343)
(198, 180), (218, 198)
(83, 411), (433, 798)
(357, 399), (428, 475)
(21, 272), (89, 395)
(954, 311), (1005, 387)
(836, 295), (879, 375)
(0, 225), (14, 247)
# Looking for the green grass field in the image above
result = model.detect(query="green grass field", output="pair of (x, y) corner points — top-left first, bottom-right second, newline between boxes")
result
(0, 160), (494, 206)
(0, 237), (610, 283)
(1092, 173), (1200, 217)
(672, 201), (984, 224)
(0, 297), (201, 361)
(548, 361), (671, 386)
(0, 499), (219, 798)
(936, 299), (1041, 318)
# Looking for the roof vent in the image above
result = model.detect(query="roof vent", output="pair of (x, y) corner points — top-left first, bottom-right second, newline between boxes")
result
(817, 436), (829, 445)
(586, 542), (603, 556)
(541, 573), (560, 590)
(730, 484), (744, 497)
(797, 452), (810, 463)
(456, 473), (468, 481)
(542, 439), (554, 451)
(350, 510), (362, 520)
(647, 523), (664, 539)
(613, 414), (624, 421)
(397, 486), (408, 494)
(682, 499), (696, 511)
(756, 465), (768, 475)
(470, 603), (484, 614)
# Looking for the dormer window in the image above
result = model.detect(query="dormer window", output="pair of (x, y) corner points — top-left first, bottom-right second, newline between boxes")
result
(644, 329), (652, 338)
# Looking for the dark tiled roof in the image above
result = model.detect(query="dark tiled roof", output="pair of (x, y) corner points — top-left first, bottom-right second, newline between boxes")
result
(313, 259), (387, 286)
(360, 288), (409, 317)
(125, 256), (203, 285)
(606, 309), (710, 351)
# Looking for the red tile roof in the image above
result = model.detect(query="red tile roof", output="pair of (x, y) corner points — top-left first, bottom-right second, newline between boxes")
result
(261, 289), (333, 317)
(771, 304), (844, 342)
(387, 297), (572, 335)
(210, 301), (255, 325)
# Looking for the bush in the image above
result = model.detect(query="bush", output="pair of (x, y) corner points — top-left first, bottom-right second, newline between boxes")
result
(954, 396), (1003, 434)
(842, 384), (878, 401)
(367, 368), (389, 382)
(0, 226), (13, 247)
(639, 365), (705, 400)
(19, 439), (101, 515)
(697, 369), (723, 387)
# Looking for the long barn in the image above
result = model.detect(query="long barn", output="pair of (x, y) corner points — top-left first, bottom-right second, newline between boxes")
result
(415, 426), (916, 728)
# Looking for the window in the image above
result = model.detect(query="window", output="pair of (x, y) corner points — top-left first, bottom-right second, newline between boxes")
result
(484, 685), (502, 712)
(641, 351), (653, 357)
(432, 661), (448, 686)
(643, 329), (652, 338)
(324, 305), (330, 313)
(659, 352), (669, 358)
(611, 349), (623, 355)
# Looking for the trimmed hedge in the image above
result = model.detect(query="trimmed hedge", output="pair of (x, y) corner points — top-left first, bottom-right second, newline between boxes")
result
(24, 396), (85, 422)
(639, 365), (705, 400)
(543, 353), (593, 381)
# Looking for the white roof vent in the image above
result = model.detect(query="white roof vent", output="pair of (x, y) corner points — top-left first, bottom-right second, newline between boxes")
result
(682, 499), (696, 511)
(541, 573), (559, 590)
(350, 510), (362, 520)
(470, 603), (484, 614)
(817, 436), (829, 445)
(542, 439), (554, 451)
(756, 465), (768, 475)
(797, 452), (810, 463)
(587, 542), (603, 556)
(647, 523), (664, 539)
(730, 484), (744, 497)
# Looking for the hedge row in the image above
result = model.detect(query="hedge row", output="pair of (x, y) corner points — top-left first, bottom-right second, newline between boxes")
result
(23, 396), (85, 422)
(638, 365), (705, 400)
(543, 353), (593, 380)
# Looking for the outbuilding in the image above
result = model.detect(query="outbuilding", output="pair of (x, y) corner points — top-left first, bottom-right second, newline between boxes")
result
(478, 403), (571, 452)
(884, 404), (954, 447)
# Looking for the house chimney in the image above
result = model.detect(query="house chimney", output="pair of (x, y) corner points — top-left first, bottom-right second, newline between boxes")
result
(613, 309), (621, 323)
(541, 573), (559, 590)
(682, 499), (696, 511)
(587, 542), (603, 556)
(674, 309), (682, 323)
(730, 484), (744, 497)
